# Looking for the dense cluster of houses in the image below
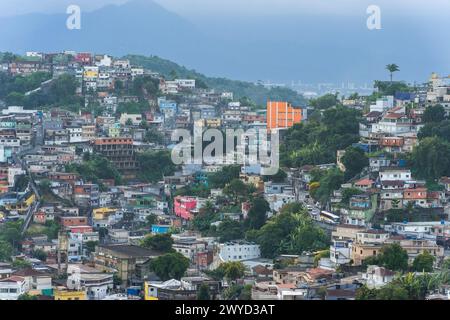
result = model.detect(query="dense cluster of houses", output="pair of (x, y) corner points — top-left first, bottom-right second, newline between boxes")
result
(1, 50), (450, 300)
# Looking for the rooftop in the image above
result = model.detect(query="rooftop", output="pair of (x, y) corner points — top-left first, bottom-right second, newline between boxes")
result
(98, 244), (162, 258)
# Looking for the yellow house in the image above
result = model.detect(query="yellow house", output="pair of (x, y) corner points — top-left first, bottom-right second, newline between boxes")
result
(54, 289), (87, 300)
(5, 193), (36, 213)
(143, 282), (158, 300)
(205, 118), (222, 128)
(24, 194), (36, 207)
(108, 125), (121, 138)
(93, 207), (116, 220)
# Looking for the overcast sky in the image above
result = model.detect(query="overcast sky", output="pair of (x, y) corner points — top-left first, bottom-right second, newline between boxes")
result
(0, 0), (449, 17)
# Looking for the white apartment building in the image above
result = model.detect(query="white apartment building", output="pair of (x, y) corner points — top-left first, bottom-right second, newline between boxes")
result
(0, 276), (27, 300)
(218, 241), (261, 262)
(175, 79), (196, 89)
(329, 240), (352, 266)
(67, 127), (84, 143)
(379, 168), (411, 182)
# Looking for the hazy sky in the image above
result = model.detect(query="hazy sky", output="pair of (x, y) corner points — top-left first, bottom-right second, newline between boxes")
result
(0, 0), (448, 83)
(0, 0), (449, 17)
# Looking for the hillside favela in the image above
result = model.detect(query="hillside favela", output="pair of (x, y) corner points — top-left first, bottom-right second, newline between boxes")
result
(0, 0), (450, 305)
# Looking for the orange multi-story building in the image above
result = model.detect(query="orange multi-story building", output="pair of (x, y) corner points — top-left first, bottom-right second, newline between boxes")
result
(266, 101), (302, 130)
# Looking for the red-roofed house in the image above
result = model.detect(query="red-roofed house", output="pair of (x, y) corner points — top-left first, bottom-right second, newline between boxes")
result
(354, 178), (374, 191)
(0, 276), (27, 300)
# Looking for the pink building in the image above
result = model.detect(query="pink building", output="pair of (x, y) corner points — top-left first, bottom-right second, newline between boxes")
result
(174, 196), (198, 220)
(75, 52), (92, 65)
(67, 226), (93, 234)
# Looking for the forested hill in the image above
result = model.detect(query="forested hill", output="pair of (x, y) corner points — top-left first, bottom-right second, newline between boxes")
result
(125, 54), (305, 107)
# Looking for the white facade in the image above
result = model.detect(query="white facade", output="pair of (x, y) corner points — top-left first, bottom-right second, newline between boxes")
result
(119, 113), (142, 126)
(362, 266), (395, 289)
(330, 240), (352, 265)
(67, 127), (84, 143)
(0, 277), (27, 300)
(175, 79), (196, 89)
(218, 241), (261, 262)
(97, 55), (112, 67)
(379, 169), (411, 182)
(369, 96), (393, 113)
(8, 167), (25, 187)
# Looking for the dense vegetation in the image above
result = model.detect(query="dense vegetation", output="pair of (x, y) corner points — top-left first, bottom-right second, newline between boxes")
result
(0, 72), (83, 110)
(66, 153), (123, 186)
(246, 203), (329, 258)
(280, 105), (362, 167)
(137, 150), (176, 182)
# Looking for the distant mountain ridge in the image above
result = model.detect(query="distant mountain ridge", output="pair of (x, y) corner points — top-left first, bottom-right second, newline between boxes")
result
(0, 0), (447, 83)
(125, 54), (306, 106)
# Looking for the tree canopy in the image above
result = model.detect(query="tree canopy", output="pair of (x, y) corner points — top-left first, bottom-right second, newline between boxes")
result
(141, 234), (174, 253)
(149, 252), (190, 281)
(246, 207), (329, 258)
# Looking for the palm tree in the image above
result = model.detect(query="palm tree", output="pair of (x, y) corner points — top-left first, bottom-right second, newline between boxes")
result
(386, 64), (400, 82)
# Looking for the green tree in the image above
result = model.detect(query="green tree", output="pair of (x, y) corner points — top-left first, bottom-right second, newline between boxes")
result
(197, 283), (211, 300)
(43, 220), (60, 240)
(240, 284), (252, 300)
(12, 259), (32, 270)
(422, 104), (446, 124)
(217, 219), (244, 242)
(355, 285), (377, 300)
(376, 285), (409, 300)
(418, 120), (450, 142)
(386, 64), (400, 82)
(84, 241), (99, 255)
(310, 168), (344, 205)
(411, 137), (450, 180)
(145, 214), (158, 227)
(310, 93), (339, 109)
(412, 251), (435, 272)
(223, 179), (253, 202)
(31, 249), (47, 261)
(248, 210), (329, 258)
(341, 146), (368, 180)
(378, 243), (409, 272)
(65, 154), (122, 185)
(245, 197), (270, 230)
(263, 169), (287, 183)
(442, 258), (450, 270)
(114, 79), (124, 94)
(144, 128), (164, 144)
(208, 165), (241, 188)
(0, 220), (23, 248)
(220, 261), (245, 282)
(18, 293), (38, 300)
(142, 233), (173, 252)
(0, 240), (13, 261)
(141, 234), (173, 253)
(149, 252), (190, 281)
(137, 151), (176, 183)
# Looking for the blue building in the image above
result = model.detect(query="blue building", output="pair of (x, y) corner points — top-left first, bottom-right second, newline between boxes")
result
(151, 225), (170, 234)
(158, 98), (177, 118)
